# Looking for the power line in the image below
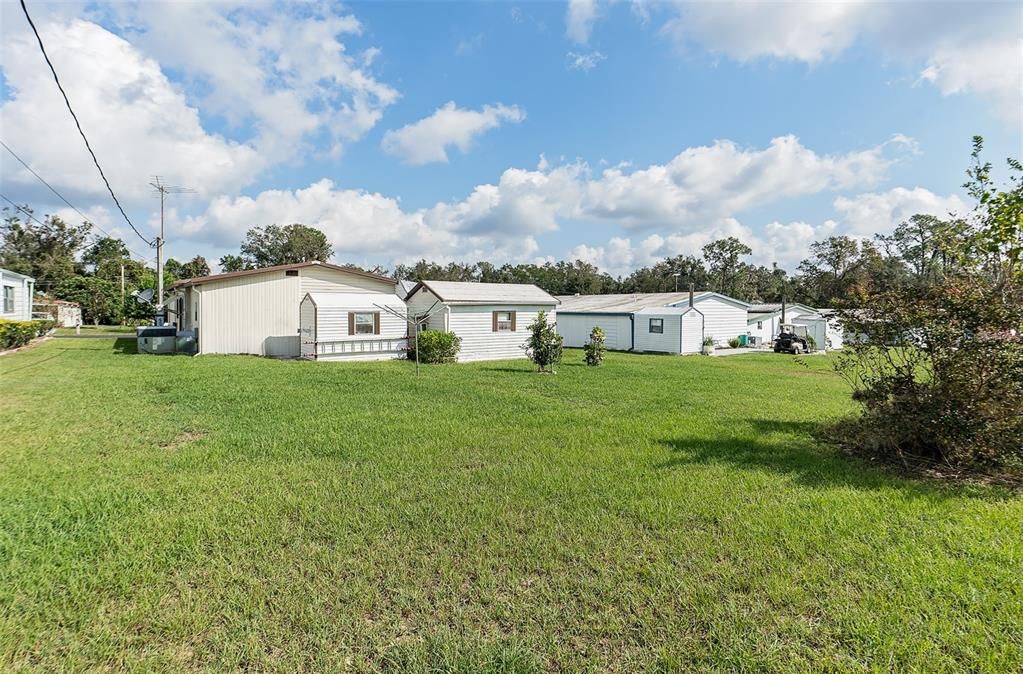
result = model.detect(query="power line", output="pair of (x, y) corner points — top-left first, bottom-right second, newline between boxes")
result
(17, 0), (155, 248)
(0, 192), (49, 228)
(0, 138), (154, 263)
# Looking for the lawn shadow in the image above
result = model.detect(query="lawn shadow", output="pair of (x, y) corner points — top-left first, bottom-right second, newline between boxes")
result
(112, 337), (139, 355)
(657, 418), (1014, 501)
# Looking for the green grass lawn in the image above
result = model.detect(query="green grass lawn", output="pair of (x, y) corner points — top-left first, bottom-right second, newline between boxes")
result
(1, 339), (1020, 672)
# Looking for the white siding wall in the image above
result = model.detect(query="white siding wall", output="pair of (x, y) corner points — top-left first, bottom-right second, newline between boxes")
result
(199, 273), (301, 356)
(405, 287), (448, 331)
(748, 307), (815, 346)
(311, 305), (407, 362)
(635, 314), (682, 353)
(449, 304), (556, 362)
(1, 271), (33, 321)
(681, 310), (704, 353)
(556, 313), (633, 350)
(300, 266), (396, 295)
(692, 297), (747, 346)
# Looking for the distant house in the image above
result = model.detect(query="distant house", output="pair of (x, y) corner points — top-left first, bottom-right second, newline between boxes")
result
(0, 267), (35, 321)
(33, 295), (82, 327)
(404, 280), (559, 362)
(167, 261), (398, 357)
(747, 303), (840, 350)
(555, 291), (749, 352)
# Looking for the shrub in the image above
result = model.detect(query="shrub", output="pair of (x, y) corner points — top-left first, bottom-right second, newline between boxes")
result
(833, 277), (1023, 471)
(583, 326), (606, 366)
(524, 311), (563, 373)
(805, 334), (817, 351)
(411, 330), (461, 363)
(33, 319), (56, 336)
(702, 336), (715, 347)
(0, 319), (38, 349)
(727, 337), (741, 348)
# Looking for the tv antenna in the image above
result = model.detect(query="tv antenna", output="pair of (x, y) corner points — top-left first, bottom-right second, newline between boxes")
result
(149, 176), (195, 308)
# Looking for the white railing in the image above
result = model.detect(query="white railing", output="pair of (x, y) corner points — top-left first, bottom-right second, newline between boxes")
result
(303, 336), (410, 358)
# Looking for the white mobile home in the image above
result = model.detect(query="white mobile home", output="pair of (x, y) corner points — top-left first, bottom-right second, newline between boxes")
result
(1, 267), (35, 321)
(167, 261), (398, 357)
(746, 303), (820, 346)
(404, 280), (558, 362)
(556, 291), (748, 351)
(300, 292), (407, 361)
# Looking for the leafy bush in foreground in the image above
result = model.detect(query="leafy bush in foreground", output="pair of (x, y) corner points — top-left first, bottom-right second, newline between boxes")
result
(583, 326), (606, 366)
(524, 311), (563, 373)
(0, 319), (39, 349)
(411, 330), (461, 363)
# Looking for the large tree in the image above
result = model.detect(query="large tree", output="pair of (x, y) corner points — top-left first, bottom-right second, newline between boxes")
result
(702, 237), (753, 298)
(54, 276), (121, 325)
(239, 224), (332, 268)
(0, 209), (91, 291)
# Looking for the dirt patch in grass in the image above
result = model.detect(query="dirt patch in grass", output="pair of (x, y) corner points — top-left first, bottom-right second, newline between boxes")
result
(159, 429), (206, 450)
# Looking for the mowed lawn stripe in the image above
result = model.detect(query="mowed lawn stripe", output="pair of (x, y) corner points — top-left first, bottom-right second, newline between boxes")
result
(0, 338), (1019, 672)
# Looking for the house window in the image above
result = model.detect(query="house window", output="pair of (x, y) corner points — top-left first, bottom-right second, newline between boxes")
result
(493, 310), (515, 332)
(354, 312), (377, 335)
(757, 321), (763, 330)
(649, 318), (664, 334)
(2, 285), (13, 313)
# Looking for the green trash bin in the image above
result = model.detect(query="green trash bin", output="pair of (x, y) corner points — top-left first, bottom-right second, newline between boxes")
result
(738, 334), (748, 346)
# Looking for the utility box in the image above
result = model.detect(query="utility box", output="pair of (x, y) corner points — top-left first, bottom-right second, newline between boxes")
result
(137, 326), (177, 354)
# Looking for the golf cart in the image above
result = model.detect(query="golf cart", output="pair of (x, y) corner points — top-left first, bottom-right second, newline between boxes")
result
(773, 324), (810, 354)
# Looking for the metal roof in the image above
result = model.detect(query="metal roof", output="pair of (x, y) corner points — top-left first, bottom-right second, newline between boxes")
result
(555, 291), (712, 313)
(396, 279), (418, 299)
(747, 302), (818, 315)
(170, 261), (394, 289)
(303, 292), (405, 308)
(412, 280), (558, 305)
(634, 305), (700, 315)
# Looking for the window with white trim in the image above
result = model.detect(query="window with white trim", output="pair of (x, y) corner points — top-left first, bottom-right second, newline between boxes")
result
(2, 285), (13, 313)
(757, 321), (763, 330)
(649, 318), (663, 334)
(495, 311), (513, 332)
(354, 312), (376, 335)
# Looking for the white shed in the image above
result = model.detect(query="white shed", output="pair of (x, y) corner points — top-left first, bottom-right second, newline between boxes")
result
(404, 280), (558, 362)
(1, 267), (35, 321)
(634, 306), (705, 354)
(556, 291), (748, 350)
(167, 261), (398, 357)
(299, 292), (407, 361)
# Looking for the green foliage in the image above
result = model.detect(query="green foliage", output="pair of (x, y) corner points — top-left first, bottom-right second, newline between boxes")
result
(0, 319), (38, 349)
(523, 310), (563, 372)
(239, 223), (333, 268)
(0, 210), (91, 289)
(411, 330), (461, 363)
(54, 276), (121, 325)
(727, 337), (741, 349)
(583, 325), (606, 366)
(805, 334), (817, 351)
(702, 336), (715, 347)
(165, 256), (210, 280)
(218, 254), (250, 272)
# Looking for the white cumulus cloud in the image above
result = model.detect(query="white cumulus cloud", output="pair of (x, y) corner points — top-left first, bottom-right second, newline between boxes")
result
(381, 102), (526, 165)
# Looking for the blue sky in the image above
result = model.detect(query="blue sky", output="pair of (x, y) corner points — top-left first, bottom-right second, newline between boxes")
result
(1, 1), (1020, 275)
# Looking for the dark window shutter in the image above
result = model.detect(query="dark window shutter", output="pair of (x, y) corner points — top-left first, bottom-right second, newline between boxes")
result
(492, 311), (498, 332)
(510, 311), (517, 331)
(348, 313), (355, 336)
(373, 313), (380, 334)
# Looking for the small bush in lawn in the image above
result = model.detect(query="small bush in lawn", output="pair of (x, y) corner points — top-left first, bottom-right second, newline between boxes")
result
(806, 334), (817, 351)
(33, 319), (56, 336)
(0, 319), (38, 349)
(583, 326), (606, 366)
(727, 337), (741, 348)
(411, 330), (461, 363)
(702, 337), (714, 347)
(524, 311), (563, 373)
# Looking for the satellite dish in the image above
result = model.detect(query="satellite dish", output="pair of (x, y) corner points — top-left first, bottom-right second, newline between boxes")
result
(134, 288), (155, 305)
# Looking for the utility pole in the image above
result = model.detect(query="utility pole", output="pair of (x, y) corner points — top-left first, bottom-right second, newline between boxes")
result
(149, 177), (195, 313)
(120, 263), (125, 323)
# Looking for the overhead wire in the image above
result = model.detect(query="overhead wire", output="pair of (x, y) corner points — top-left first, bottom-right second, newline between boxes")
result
(17, 0), (155, 248)
(0, 139), (155, 263)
